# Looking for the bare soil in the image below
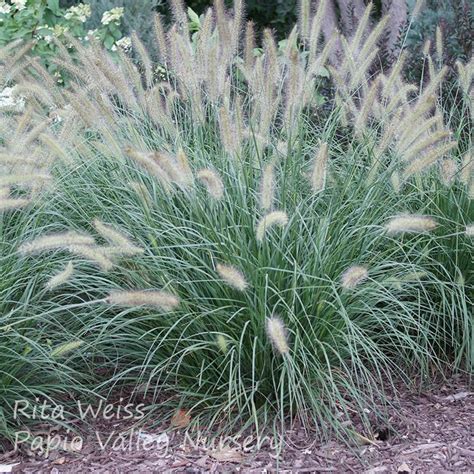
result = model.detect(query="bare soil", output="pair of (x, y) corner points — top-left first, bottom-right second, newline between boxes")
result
(1, 376), (472, 473)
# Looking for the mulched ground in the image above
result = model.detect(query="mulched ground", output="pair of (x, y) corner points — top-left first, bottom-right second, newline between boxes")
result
(1, 376), (472, 473)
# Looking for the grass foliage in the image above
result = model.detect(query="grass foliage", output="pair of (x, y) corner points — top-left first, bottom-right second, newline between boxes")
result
(0, 0), (472, 447)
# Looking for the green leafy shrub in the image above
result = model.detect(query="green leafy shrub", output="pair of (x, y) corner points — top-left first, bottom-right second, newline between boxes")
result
(82, 0), (163, 58)
(0, 0), (126, 77)
(405, 0), (473, 81)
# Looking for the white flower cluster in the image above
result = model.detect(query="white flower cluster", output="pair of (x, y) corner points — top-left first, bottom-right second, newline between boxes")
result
(12, 0), (26, 11)
(86, 29), (98, 40)
(36, 24), (53, 43)
(101, 7), (124, 26)
(0, 86), (26, 113)
(64, 3), (91, 23)
(0, 2), (11, 14)
(52, 24), (69, 37)
(112, 36), (132, 51)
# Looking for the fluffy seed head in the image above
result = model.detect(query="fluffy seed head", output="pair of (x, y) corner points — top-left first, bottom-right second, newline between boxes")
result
(107, 290), (180, 311)
(153, 151), (191, 187)
(435, 25), (443, 61)
(341, 265), (369, 289)
(102, 245), (144, 258)
(51, 340), (84, 358)
(440, 158), (457, 186)
(19, 231), (96, 254)
(259, 162), (275, 211)
(216, 263), (248, 291)
(422, 39), (431, 57)
(265, 316), (290, 355)
(466, 225), (474, 237)
(460, 152), (473, 187)
(310, 142), (329, 193)
(124, 147), (172, 190)
(129, 181), (152, 206)
(93, 219), (142, 255)
(46, 262), (74, 291)
(0, 198), (31, 211)
(385, 214), (438, 234)
(176, 148), (193, 185)
(0, 173), (51, 187)
(390, 171), (401, 193)
(216, 335), (228, 354)
(256, 211), (289, 242)
(66, 245), (114, 271)
(197, 168), (224, 200)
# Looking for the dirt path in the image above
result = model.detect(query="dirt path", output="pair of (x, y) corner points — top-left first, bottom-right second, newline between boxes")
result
(1, 376), (472, 473)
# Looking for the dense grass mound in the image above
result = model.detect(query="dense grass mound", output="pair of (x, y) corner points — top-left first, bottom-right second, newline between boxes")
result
(0, 0), (472, 446)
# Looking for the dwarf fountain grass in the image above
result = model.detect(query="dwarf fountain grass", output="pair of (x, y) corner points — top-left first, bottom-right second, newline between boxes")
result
(256, 211), (289, 243)
(93, 218), (143, 254)
(18, 231), (97, 254)
(259, 162), (275, 212)
(23, 139), (467, 440)
(265, 316), (290, 356)
(0, 0), (472, 446)
(216, 263), (248, 292)
(106, 290), (180, 311)
(0, 197), (31, 211)
(45, 261), (74, 291)
(310, 141), (329, 193)
(65, 244), (114, 272)
(384, 214), (438, 234)
(341, 265), (369, 290)
(196, 168), (225, 200)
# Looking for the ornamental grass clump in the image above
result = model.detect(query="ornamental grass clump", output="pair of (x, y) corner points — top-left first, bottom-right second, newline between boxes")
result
(0, 0), (472, 445)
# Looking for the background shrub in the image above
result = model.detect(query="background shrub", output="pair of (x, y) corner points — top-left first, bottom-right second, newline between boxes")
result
(81, 0), (164, 56)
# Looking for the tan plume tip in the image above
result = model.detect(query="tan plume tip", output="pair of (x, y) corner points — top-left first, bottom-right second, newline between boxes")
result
(129, 181), (152, 206)
(440, 158), (457, 186)
(385, 215), (438, 234)
(435, 25), (443, 61)
(123, 147), (172, 189)
(412, 0), (425, 20)
(66, 245), (114, 272)
(0, 187), (10, 199)
(216, 263), (248, 291)
(259, 162), (275, 211)
(46, 262), (74, 291)
(460, 152), (473, 186)
(310, 142), (329, 193)
(265, 316), (290, 355)
(153, 151), (190, 187)
(176, 148), (193, 185)
(390, 171), (402, 193)
(93, 219), (142, 252)
(103, 245), (144, 258)
(466, 225), (474, 237)
(256, 211), (289, 242)
(19, 231), (96, 254)
(0, 173), (51, 187)
(422, 39), (431, 57)
(197, 168), (224, 200)
(106, 290), (180, 311)
(341, 265), (369, 289)
(0, 198), (31, 211)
